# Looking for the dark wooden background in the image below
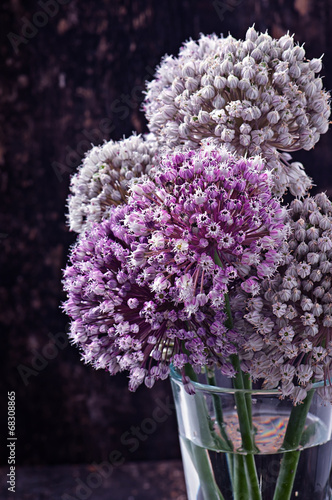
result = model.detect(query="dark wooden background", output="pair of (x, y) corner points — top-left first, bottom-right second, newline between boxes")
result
(1, 0), (332, 468)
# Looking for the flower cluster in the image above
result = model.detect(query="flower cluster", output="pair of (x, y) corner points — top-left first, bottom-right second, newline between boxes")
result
(63, 27), (332, 401)
(67, 133), (157, 233)
(63, 146), (289, 390)
(232, 193), (332, 403)
(144, 27), (330, 196)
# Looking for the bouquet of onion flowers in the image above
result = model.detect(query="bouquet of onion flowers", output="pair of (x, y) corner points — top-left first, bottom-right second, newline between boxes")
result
(63, 27), (331, 500)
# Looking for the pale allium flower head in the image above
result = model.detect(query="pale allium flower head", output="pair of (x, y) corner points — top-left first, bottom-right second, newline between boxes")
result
(233, 193), (332, 403)
(67, 133), (158, 233)
(144, 26), (330, 197)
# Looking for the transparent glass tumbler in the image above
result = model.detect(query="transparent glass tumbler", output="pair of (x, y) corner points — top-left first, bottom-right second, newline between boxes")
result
(170, 367), (332, 500)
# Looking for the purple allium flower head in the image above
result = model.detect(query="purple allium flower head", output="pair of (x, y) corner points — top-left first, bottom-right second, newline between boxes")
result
(144, 27), (330, 197)
(233, 193), (332, 404)
(63, 214), (239, 392)
(121, 146), (289, 314)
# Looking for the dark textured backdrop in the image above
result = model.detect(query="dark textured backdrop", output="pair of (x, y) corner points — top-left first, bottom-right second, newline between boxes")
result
(1, 0), (332, 467)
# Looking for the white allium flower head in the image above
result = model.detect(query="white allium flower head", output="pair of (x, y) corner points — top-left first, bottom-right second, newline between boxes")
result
(143, 26), (330, 197)
(67, 133), (158, 233)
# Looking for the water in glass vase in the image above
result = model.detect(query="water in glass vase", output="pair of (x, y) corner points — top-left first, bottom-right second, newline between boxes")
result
(179, 411), (332, 500)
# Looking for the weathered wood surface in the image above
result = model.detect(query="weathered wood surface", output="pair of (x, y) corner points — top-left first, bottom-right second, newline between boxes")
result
(0, 460), (187, 499)
(1, 0), (332, 466)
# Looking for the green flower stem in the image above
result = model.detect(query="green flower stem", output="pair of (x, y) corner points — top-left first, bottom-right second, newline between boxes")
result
(207, 373), (234, 450)
(184, 361), (198, 383)
(183, 365), (226, 500)
(231, 355), (261, 500)
(272, 389), (315, 500)
(181, 438), (225, 500)
(207, 372), (235, 490)
(233, 454), (250, 500)
(245, 454), (262, 500)
(213, 251), (261, 498)
(243, 372), (253, 428)
(184, 363), (232, 450)
(230, 355), (258, 454)
(272, 451), (301, 500)
(222, 288), (254, 449)
(280, 389), (315, 450)
(191, 444), (226, 500)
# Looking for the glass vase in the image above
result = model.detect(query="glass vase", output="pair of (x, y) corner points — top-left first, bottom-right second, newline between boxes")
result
(170, 366), (332, 500)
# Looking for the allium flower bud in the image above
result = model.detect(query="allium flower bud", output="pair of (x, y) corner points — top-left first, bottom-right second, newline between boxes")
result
(278, 34), (294, 51)
(267, 110), (280, 125)
(214, 75), (227, 89)
(309, 58), (323, 73)
(246, 26), (258, 42)
(198, 110), (211, 124)
(212, 94), (226, 109)
(201, 85), (216, 99)
(227, 74), (239, 88)
(182, 61), (196, 78)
